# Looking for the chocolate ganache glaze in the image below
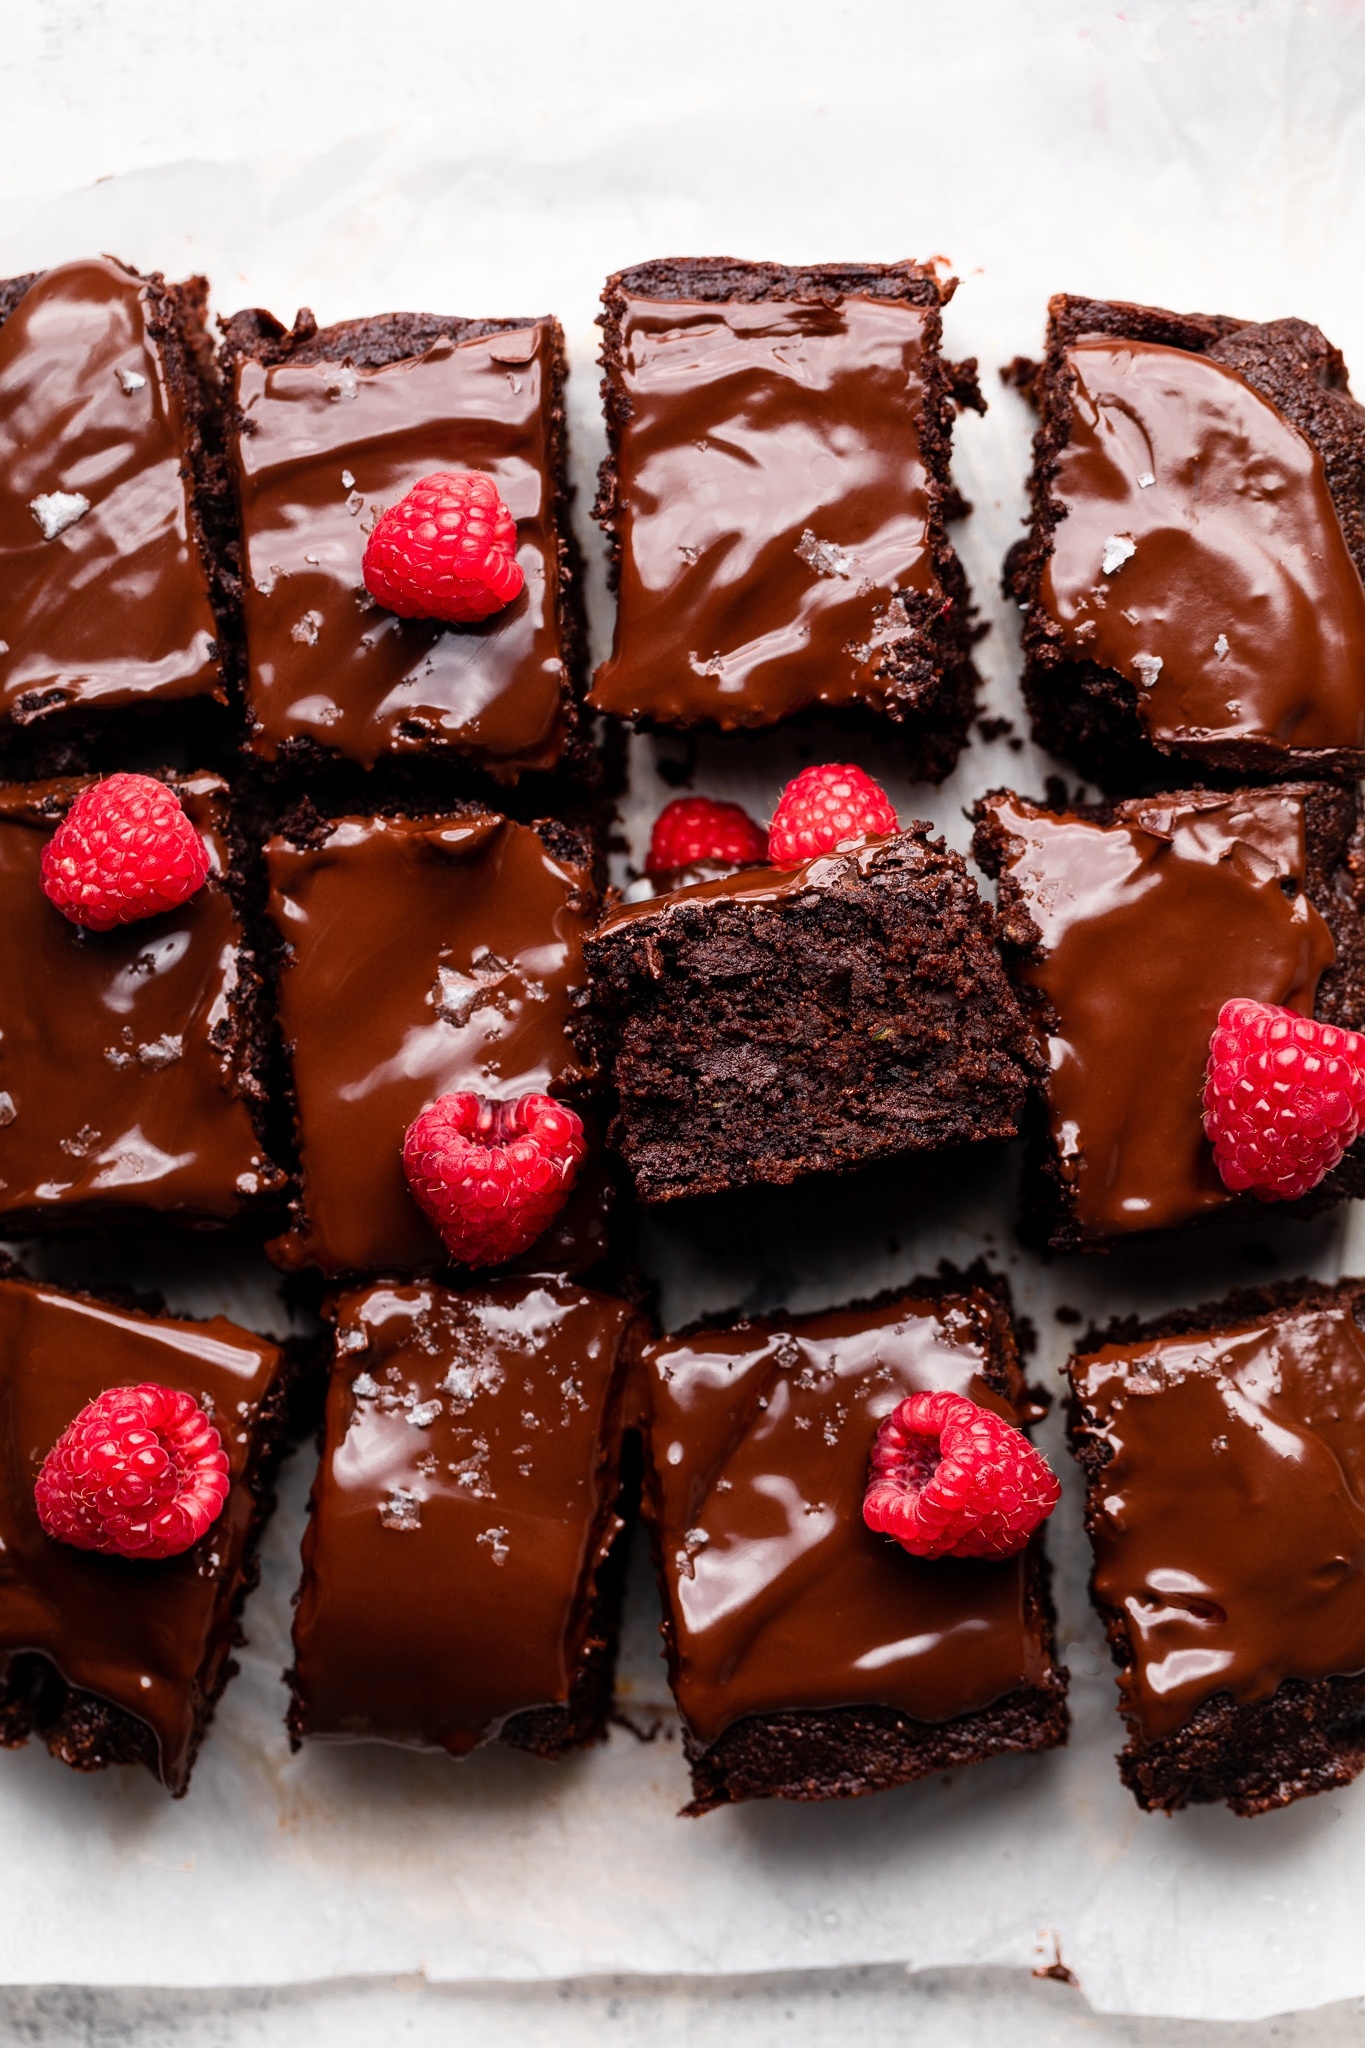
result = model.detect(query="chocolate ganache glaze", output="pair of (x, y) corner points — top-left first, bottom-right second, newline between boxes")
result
(1038, 337), (1365, 760)
(0, 774), (282, 1227)
(0, 1274), (286, 1793)
(290, 1278), (639, 1752)
(643, 1292), (1056, 1748)
(982, 788), (1334, 1239)
(594, 834), (898, 938)
(1071, 1301), (1365, 1744)
(232, 323), (570, 772)
(266, 812), (598, 1277)
(590, 294), (940, 729)
(0, 258), (223, 729)
(619, 858), (755, 904)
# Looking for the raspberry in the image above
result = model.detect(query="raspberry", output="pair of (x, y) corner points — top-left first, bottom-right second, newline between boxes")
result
(767, 763), (898, 868)
(863, 1390), (1060, 1561)
(1202, 997), (1365, 1202)
(35, 1383), (230, 1561)
(362, 470), (524, 624)
(40, 773), (210, 932)
(645, 796), (768, 874)
(402, 1091), (587, 1266)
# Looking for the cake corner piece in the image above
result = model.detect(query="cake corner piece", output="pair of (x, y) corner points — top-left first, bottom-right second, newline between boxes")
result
(1005, 291), (1365, 790)
(1067, 1275), (1365, 1816)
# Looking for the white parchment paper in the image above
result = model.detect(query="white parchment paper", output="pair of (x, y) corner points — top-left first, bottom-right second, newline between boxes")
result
(1, 0), (1364, 2020)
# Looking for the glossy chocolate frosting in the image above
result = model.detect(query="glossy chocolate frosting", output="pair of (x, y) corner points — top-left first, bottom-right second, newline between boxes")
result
(0, 258), (222, 728)
(1072, 1301), (1365, 1743)
(232, 323), (570, 772)
(0, 1274), (285, 1792)
(620, 858), (752, 904)
(0, 774), (282, 1225)
(590, 293), (940, 729)
(983, 788), (1334, 1238)
(1038, 337), (1365, 758)
(643, 1292), (1055, 1747)
(594, 833), (897, 939)
(266, 812), (599, 1277)
(291, 1277), (639, 1751)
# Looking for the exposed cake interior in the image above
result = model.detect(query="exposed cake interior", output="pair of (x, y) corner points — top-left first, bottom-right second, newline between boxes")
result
(586, 828), (1037, 1203)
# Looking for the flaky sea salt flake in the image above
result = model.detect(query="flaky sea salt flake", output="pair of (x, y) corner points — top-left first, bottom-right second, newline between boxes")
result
(29, 491), (90, 541)
(379, 1487), (421, 1531)
(1101, 535), (1136, 576)
(796, 529), (855, 579)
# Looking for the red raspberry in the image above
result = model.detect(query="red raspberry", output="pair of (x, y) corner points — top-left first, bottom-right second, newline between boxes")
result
(362, 470), (524, 624)
(863, 1390), (1060, 1560)
(1202, 997), (1365, 1201)
(402, 1091), (587, 1266)
(40, 773), (210, 932)
(645, 795), (768, 874)
(35, 1383), (230, 1561)
(767, 763), (898, 868)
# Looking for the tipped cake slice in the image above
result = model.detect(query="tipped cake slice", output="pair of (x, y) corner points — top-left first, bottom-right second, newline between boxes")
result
(585, 824), (1038, 1203)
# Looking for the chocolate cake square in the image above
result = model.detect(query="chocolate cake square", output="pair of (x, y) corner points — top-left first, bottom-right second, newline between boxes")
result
(583, 826), (1037, 1203)
(0, 1270), (291, 1795)
(0, 772), (284, 1230)
(265, 806), (605, 1278)
(0, 257), (232, 767)
(641, 1282), (1068, 1812)
(1068, 1277), (1365, 1816)
(220, 306), (587, 782)
(973, 782), (1365, 1251)
(289, 1275), (641, 1756)
(589, 258), (982, 779)
(1005, 295), (1365, 788)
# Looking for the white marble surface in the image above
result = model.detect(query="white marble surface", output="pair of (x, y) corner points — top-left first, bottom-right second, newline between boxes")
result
(2, 0), (1365, 2037)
